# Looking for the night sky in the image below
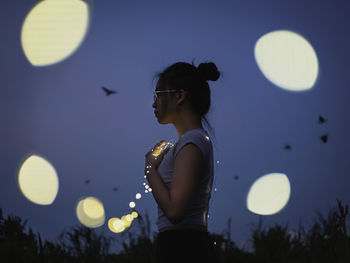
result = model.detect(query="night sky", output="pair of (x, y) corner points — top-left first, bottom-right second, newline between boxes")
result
(1, 0), (350, 251)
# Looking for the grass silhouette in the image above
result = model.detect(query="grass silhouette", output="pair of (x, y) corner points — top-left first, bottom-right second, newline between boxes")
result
(1, 200), (349, 262)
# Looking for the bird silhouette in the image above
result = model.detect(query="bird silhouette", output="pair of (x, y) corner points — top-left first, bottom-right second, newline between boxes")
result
(283, 144), (291, 151)
(318, 115), (327, 124)
(102, 86), (117, 96)
(112, 187), (118, 192)
(233, 175), (239, 180)
(85, 179), (90, 184)
(320, 134), (328, 143)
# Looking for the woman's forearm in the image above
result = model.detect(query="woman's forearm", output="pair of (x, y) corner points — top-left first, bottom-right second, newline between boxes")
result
(146, 168), (175, 220)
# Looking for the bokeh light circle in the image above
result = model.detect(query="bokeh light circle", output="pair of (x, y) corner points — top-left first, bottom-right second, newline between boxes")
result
(18, 155), (59, 205)
(82, 197), (104, 219)
(76, 196), (105, 228)
(126, 214), (133, 222)
(254, 30), (319, 91)
(122, 215), (132, 228)
(247, 173), (291, 215)
(131, 211), (138, 218)
(21, 0), (90, 66)
(108, 217), (126, 233)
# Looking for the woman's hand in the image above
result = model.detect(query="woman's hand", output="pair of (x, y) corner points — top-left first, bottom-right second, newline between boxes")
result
(144, 140), (171, 175)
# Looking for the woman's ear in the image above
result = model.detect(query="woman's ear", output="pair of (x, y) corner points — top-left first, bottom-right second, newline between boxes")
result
(176, 89), (187, 105)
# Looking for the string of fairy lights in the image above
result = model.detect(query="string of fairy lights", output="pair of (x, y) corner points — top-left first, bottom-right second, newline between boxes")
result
(108, 140), (175, 233)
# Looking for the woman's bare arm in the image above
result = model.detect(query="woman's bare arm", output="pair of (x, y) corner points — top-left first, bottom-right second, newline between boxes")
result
(146, 143), (203, 224)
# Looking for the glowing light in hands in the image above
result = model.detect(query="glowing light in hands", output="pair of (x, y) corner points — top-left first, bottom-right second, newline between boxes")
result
(152, 141), (174, 157)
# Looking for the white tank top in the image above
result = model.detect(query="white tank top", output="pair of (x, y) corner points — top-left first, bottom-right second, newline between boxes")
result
(156, 128), (214, 231)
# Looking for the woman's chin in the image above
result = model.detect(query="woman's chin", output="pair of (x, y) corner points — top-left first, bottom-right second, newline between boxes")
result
(157, 117), (169, 124)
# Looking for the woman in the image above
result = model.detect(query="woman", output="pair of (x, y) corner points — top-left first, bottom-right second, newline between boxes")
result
(144, 61), (220, 263)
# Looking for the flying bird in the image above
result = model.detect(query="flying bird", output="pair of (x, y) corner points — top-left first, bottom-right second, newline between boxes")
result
(283, 144), (291, 151)
(233, 175), (239, 180)
(102, 86), (117, 96)
(318, 115), (327, 124)
(113, 187), (118, 192)
(85, 179), (90, 184)
(320, 134), (328, 143)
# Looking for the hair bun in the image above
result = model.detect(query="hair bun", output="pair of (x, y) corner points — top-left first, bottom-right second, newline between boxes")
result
(197, 62), (220, 81)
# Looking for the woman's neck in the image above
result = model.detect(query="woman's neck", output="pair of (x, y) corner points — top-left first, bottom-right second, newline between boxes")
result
(173, 111), (203, 138)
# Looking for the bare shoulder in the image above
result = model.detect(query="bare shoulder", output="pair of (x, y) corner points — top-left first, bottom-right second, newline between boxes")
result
(176, 143), (203, 161)
(173, 143), (204, 176)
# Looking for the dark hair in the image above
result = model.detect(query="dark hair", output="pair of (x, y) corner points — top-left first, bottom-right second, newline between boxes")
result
(154, 61), (220, 135)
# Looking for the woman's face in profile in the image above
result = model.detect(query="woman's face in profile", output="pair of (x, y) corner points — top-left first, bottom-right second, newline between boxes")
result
(152, 80), (174, 124)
